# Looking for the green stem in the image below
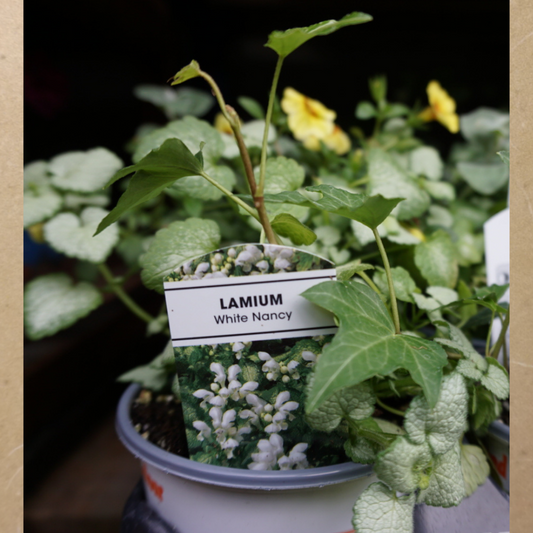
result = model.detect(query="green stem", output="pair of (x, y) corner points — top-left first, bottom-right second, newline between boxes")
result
(199, 170), (260, 221)
(98, 264), (154, 324)
(490, 309), (510, 364)
(373, 228), (401, 334)
(257, 55), (284, 197)
(486, 308), (495, 357)
(376, 397), (405, 417)
(374, 376), (417, 394)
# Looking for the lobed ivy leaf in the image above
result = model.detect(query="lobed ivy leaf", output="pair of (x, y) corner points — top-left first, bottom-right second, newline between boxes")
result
(95, 138), (204, 235)
(264, 12), (372, 59)
(49, 148), (123, 193)
(139, 218), (220, 293)
(169, 60), (202, 86)
(302, 281), (448, 412)
(403, 372), (468, 456)
(353, 482), (415, 533)
(44, 207), (119, 263)
(414, 230), (458, 288)
(417, 442), (465, 508)
(305, 382), (376, 432)
(24, 273), (103, 340)
(367, 148), (430, 220)
(270, 213), (317, 245)
(460, 444), (490, 497)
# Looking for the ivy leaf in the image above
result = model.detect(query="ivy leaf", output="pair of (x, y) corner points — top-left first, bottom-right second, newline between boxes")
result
(24, 273), (103, 340)
(44, 207), (119, 263)
(49, 148), (123, 193)
(414, 230), (458, 288)
(404, 372), (468, 456)
(461, 444), (490, 497)
(457, 161), (509, 195)
(302, 281), (448, 411)
(169, 60), (202, 86)
(418, 442), (465, 507)
(367, 148), (430, 220)
(305, 382), (376, 432)
(264, 12), (372, 59)
(95, 138), (204, 235)
(353, 482), (415, 533)
(270, 213), (317, 245)
(139, 218), (220, 293)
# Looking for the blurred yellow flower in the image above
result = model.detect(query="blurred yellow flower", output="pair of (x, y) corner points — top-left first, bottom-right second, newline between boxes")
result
(303, 125), (352, 155)
(419, 81), (459, 133)
(281, 87), (336, 141)
(214, 113), (233, 135)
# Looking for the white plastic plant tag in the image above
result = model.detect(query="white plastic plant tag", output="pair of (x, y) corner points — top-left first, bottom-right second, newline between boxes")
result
(162, 244), (347, 470)
(483, 208), (509, 362)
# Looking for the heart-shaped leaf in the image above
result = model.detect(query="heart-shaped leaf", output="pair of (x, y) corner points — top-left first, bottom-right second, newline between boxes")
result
(95, 138), (204, 234)
(24, 273), (103, 340)
(139, 218), (220, 293)
(457, 161), (509, 195)
(44, 207), (119, 263)
(460, 443), (490, 497)
(270, 213), (316, 245)
(24, 186), (63, 228)
(303, 280), (448, 411)
(49, 148), (123, 193)
(409, 146), (443, 180)
(256, 156), (305, 194)
(265, 12), (372, 59)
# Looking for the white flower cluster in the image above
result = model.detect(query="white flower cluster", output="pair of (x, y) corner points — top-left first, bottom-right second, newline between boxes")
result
(263, 244), (295, 272)
(258, 351), (300, 383)
(248, 434), (309, 471)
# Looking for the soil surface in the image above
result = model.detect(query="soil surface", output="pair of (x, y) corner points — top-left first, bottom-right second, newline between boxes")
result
(130, 390), (189, 458)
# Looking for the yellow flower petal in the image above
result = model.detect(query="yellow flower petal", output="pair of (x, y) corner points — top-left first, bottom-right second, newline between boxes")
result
(323, 125), (351, 155)
(214, 113), (233, 135)
(420, 81), (459, 133)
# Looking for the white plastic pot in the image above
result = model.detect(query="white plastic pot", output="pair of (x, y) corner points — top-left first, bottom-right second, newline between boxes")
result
(117, 384), (378, 533)
(485, 420), (509, 492)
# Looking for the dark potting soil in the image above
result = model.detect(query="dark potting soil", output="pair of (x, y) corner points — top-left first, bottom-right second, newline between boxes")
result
(130, 390), (189, 458)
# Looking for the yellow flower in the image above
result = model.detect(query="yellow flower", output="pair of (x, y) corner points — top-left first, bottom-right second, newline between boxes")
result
(419, 81), (459, 133)
(214, 113), (233, 135)
(303, 125), (352, 155)
(281, 87), (336, 141)
(27, 223), (45, 243)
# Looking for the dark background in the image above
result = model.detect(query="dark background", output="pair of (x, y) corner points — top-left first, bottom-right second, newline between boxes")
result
(25, 0), (509, 165)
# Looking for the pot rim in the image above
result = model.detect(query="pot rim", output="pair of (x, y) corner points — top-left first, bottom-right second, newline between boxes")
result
(116, 383), (374, 490)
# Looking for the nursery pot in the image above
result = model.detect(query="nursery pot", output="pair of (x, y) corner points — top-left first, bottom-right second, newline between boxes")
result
(117, 384), (378, 533)
(484, 420), (509, 493)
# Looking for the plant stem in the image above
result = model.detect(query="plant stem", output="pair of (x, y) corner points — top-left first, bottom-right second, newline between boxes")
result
(199, 170), (260, 221)
(257, 55), (284, 197)
(374, 376), (417, 394)
(98, 264), (154, 324)
(486, 308), (495, 357)
(373, 228), (401, 334)
(376, 397), (405, 417)
(490, 309), (510, 364)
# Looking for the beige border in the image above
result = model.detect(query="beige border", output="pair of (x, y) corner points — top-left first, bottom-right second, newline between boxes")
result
(0, 0), (23, 531)
(511, 0), (533, 530)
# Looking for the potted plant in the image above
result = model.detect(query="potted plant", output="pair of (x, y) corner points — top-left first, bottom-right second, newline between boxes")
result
(24, 11), (510, 533)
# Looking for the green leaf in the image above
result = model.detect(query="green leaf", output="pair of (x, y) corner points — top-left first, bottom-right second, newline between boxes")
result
(24, 183), (63, 227)
(237, 96), (265, 119)
(461, 444), (490, 497)
(460, 107), (509, 143)
(133, 116), (224, 164)
(44, 207), (119, 263)
(353, 482), (415, 533)
(169, 59), (202, 86)
(24, 273), (103, 340)
(305, 382), (376, 432)
(480, 357), (509, 400)
(414, 230), (458, 288)
(117, 365), (169, 391)
(258, 156), (305, 194)
(139, 218), (220, 293)
(134, 85), (214, 118)
(264, 12), (372, 59)
(409, 146), (443, 181)
(498, 150), (510, 166)
(404, 372), (468, 456)
(374, 266), (418, 304)
(367, 148), (430, 220)
(422, 180), (456, 201)
(24, 160), (49, 186)
(355, 101), (377, 120)
(418, 442), (465, 507)
(49, 148), (123, 193)
(95, 138), (204, 235)
(270, 213), (316, 245)
(457, 161), (509, 195)
(336, 260), (374, 281)
(383, 103), (410, 119)
(302, 281), (448, 411)
(427, 205), (454, 229)
(168, 163), (236, 201)
(374, 437), (433, 493)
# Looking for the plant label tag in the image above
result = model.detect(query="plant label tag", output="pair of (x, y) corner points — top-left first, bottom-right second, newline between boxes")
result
(164, 269), (337, 347)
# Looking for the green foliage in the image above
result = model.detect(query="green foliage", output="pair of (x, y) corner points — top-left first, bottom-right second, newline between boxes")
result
(270, 213), (316, 245)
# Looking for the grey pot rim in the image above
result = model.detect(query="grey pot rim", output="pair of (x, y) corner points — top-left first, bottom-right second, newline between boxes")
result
(116, 383), (374, 490)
